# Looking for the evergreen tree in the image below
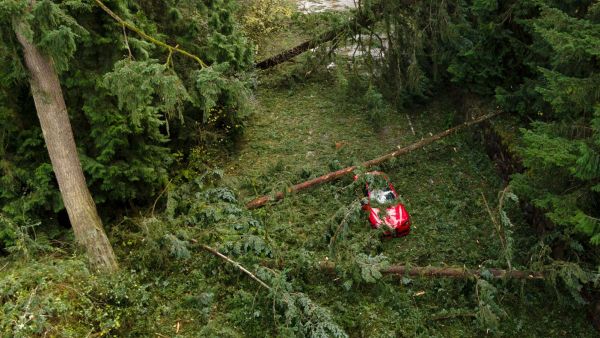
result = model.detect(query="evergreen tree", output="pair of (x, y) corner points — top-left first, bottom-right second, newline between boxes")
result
(10, 0), (118, 272)
(507, 1), (600, 245)
(0, 0), (253, 251)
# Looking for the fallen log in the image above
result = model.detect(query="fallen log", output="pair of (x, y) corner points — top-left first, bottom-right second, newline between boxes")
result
(255, 1), (384, 70)
(321, 262), (545, 280)
(255, 28), (342, 70)
(246, 111), (503, 209)
(255, 0), (422, 70)
(382, 265), (544, 280)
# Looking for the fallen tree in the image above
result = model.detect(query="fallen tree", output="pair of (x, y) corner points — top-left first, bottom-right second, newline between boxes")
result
(255, 1), (422, 69)
(201, 243), (543, 283)
(246, 111), (502, 209)
(381, 265), (544, 280)
(320, 262), (545, 280)
(255, 28), (343, 69)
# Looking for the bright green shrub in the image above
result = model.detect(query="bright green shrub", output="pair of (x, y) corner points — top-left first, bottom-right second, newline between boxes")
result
(239, 0), (295, 43)
(0, 259), (153, 336)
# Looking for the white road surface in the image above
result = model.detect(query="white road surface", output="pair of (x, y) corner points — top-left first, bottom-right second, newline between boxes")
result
(298, 0), (356, 13)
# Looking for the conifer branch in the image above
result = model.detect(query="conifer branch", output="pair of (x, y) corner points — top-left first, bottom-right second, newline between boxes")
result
(200, 244), (272, 290)
(94, 0), (208, 68)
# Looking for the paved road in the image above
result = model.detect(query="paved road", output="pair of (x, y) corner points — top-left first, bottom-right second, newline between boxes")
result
(298, 0), (355, 13)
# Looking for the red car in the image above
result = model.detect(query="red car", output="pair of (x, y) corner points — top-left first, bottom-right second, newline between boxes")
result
(355, 171), (411, 237)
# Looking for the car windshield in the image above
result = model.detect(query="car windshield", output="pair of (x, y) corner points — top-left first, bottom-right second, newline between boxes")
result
(371, 189), (395, 204)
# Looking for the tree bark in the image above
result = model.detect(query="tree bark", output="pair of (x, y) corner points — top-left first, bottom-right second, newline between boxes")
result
(246, 111), (502, 209)
(255, 28), (343, 69)
(14, 20), (118, 273)
(321, 262), (544, 280)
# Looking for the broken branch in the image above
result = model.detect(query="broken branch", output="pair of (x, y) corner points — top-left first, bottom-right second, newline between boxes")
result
(246, 111), (503, 209)
(200, 244), (272, 290)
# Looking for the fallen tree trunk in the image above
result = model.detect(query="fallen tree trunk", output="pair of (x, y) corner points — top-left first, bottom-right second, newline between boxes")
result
(382, 265), (544, 280)
(246, 111), (502, 209)
(255, 28), (342, 69)
(255, 0), (421, 70)
(321, 262), (544, 280)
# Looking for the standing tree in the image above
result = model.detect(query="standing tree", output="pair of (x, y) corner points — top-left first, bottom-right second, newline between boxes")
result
(10, 2), (118, 272)
(0, 0), (252, 266)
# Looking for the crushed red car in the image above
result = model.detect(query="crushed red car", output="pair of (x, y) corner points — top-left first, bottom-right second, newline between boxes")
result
(355, 171), (411, 237)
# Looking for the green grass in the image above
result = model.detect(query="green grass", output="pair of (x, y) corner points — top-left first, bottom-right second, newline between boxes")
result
(1, 64), (594, 338)
(1, 17), (595, 338)
(217, 65), (595, 336)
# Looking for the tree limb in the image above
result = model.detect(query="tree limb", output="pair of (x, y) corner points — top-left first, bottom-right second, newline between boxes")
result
(255, 0), (422, 69)
(200, 244), (272, 290)
(321, 262), (545, 280)
(94, 0), (208, 68)
(246, 111), (503, 209)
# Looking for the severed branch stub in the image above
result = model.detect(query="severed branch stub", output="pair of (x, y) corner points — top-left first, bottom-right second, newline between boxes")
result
(321, 262), (545, 280)
(246, 111), (503, 209)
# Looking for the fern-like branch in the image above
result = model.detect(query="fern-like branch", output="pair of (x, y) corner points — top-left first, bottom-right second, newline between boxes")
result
(94, 0), (208, 68)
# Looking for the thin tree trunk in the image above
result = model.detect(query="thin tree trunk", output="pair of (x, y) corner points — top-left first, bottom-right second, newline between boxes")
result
(255, 29), (342, 69)
(14, 20), (118, 273)
(254, 0), (419, 70)
(246, 111), (502, 209)
(321, 262), (544, 280)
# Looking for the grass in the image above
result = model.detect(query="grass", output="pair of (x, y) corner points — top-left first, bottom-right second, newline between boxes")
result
(1, 9), (596, 337)
(217, 62), (595, 336)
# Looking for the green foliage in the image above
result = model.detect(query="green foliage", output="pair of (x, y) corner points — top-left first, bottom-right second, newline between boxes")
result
(239, 0), (295, 43)
(0, 259), (152, 336)
(504, 2), (600, 246)
(193, 62), (251, 129)
(0, 0), (254, 248)
(77, 59), (191, 202)
(446, 1), (534, 95)
(355, 253), (389, 283)
(28, 0), (88, 73)
(203, 0), (254, 70)
(102, 60), (188, 128)
(475, 279), (507, 331)
(257, 268), (348, 338)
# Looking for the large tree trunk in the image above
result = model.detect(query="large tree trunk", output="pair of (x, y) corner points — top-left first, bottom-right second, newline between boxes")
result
(14, 21), (118, 273)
